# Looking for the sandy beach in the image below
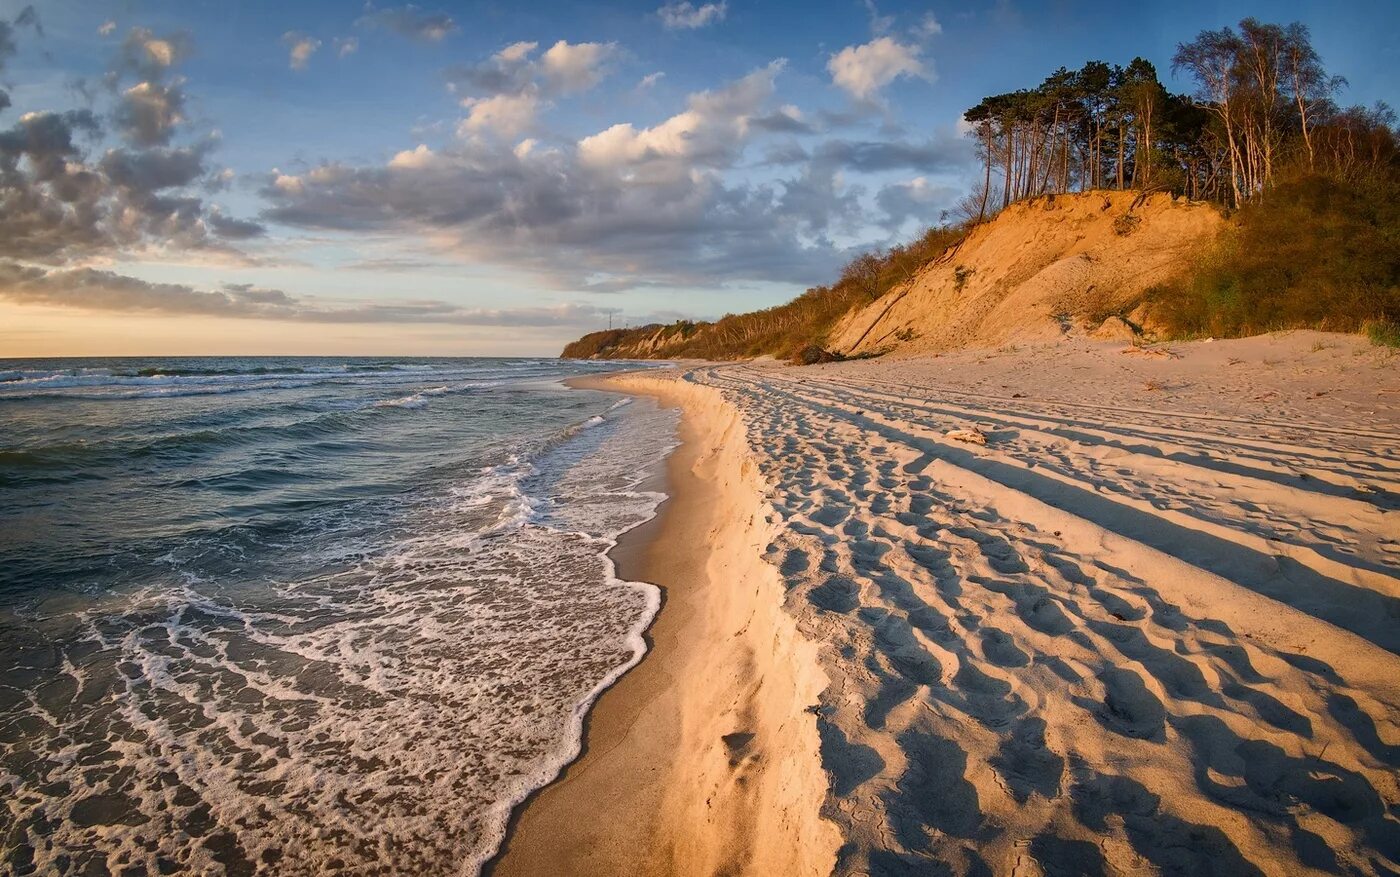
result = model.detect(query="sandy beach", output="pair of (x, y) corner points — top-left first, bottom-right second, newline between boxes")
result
(498, 330), (1400, 877)
(491, 374), (839, 877)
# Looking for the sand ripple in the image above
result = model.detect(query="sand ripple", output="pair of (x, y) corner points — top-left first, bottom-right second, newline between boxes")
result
(693, 334), (1400, 876)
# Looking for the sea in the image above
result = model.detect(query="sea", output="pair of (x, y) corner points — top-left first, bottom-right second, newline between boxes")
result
(0, 356), (678, 876)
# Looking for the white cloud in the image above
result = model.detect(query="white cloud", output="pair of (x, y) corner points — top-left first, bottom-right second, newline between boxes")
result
(451, 40), (614, 97)
(98, 20), (117, 37)
(539, 40), (617, 94)
(446, 40), (617, 138)
(657, 2), (727, 29)
(578, 60), (783, 176)
(259, 62), (879, 292)
(335, 36), (359, 57)
(915, 12), (942, 38)
(875, 175), (959, 228)
(863, 0), (894, 35)
(827, 37), (927, 101)
(898, 176), (940, 199)
(272, 172), (304, 194)
(116, 80), (185, 145)
(497, 41), (538, 63)
(389, 144), (439, 169)
(458, 93), (540, 138)
(112, 28), (192, 81)
(283, 32), (321, 70)
(638, 71), (666, 89)
(142, 37), (176, 67)
(0, 100), (264, 263)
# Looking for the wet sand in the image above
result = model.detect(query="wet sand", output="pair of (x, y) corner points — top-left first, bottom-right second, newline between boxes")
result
(490, 374), (836, 876)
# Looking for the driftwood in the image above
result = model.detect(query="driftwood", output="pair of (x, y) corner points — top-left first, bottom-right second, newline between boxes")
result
(1120, 344), (1180, 359)
(945, 426), (989, 445)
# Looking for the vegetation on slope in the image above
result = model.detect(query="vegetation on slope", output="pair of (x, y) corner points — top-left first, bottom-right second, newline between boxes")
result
(561, 225), (968, 362)
(563, 18), (1398, 361)
(1146, 173), (1399, 339)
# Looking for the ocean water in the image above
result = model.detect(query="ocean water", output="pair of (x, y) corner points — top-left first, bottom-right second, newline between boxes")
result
(0, 357), (677, 876)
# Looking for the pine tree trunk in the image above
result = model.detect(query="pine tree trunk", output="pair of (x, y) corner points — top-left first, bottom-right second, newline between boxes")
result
(1116, 124), (1125, 190)
(1003, 127), (1013, 208)
(979, 126), (992, 222)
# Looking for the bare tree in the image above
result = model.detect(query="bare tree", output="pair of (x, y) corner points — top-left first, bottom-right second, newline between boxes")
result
(1282, 22), (1345, 171)
(1174, 27), (1247, 207)
(841, 252), (885, 300)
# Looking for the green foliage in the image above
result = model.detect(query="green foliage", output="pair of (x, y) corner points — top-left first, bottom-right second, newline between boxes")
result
(1148, 174), (1400, 337)
(560, 328), (637, 360)
(960, 16), (1399, 343)
(1112, 214), (1142, 236)
(797, 345), (844, 365)
(1366, 319), (1400, 348)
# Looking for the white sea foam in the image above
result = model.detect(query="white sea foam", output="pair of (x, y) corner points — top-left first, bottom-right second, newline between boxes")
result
(373, 386), (451, 409)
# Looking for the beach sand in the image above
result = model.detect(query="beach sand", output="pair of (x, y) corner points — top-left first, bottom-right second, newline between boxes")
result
(497, 331), (1400, 876)
(490, 375), (839, 877)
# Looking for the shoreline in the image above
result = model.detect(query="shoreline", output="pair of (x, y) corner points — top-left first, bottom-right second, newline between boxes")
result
(470, 379), (673, 877)
(480, 372), (680, 877)
(489, 371), (839, 877)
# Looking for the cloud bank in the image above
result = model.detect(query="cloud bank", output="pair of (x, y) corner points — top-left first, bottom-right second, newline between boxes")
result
(0, 260), (616, 327)
(260, 62), (901, 290)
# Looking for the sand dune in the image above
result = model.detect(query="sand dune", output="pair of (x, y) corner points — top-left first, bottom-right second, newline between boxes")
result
(830, 191), (1225, 356)
(511, 330), (1400, 877)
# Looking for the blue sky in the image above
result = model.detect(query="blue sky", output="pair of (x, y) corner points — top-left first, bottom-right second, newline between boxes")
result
(1, 0), (1396, 355)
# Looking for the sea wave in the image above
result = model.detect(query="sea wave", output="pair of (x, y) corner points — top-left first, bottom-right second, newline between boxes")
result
(373, 387), (451, 409)
(0, 364), (492, 400)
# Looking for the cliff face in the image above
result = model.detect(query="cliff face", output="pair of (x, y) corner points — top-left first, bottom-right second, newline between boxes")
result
(561, 191), (1225, 360)
(828, 191), (1224, 356)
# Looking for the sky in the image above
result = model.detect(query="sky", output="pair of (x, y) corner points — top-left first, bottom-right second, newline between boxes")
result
(1, 0), (1396, 356)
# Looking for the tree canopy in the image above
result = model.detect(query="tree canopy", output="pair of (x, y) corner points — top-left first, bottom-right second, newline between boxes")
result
(962, 19), (1397, 212)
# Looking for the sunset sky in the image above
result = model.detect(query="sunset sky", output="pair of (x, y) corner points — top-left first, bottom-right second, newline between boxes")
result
(2, 0), (1396, 356)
